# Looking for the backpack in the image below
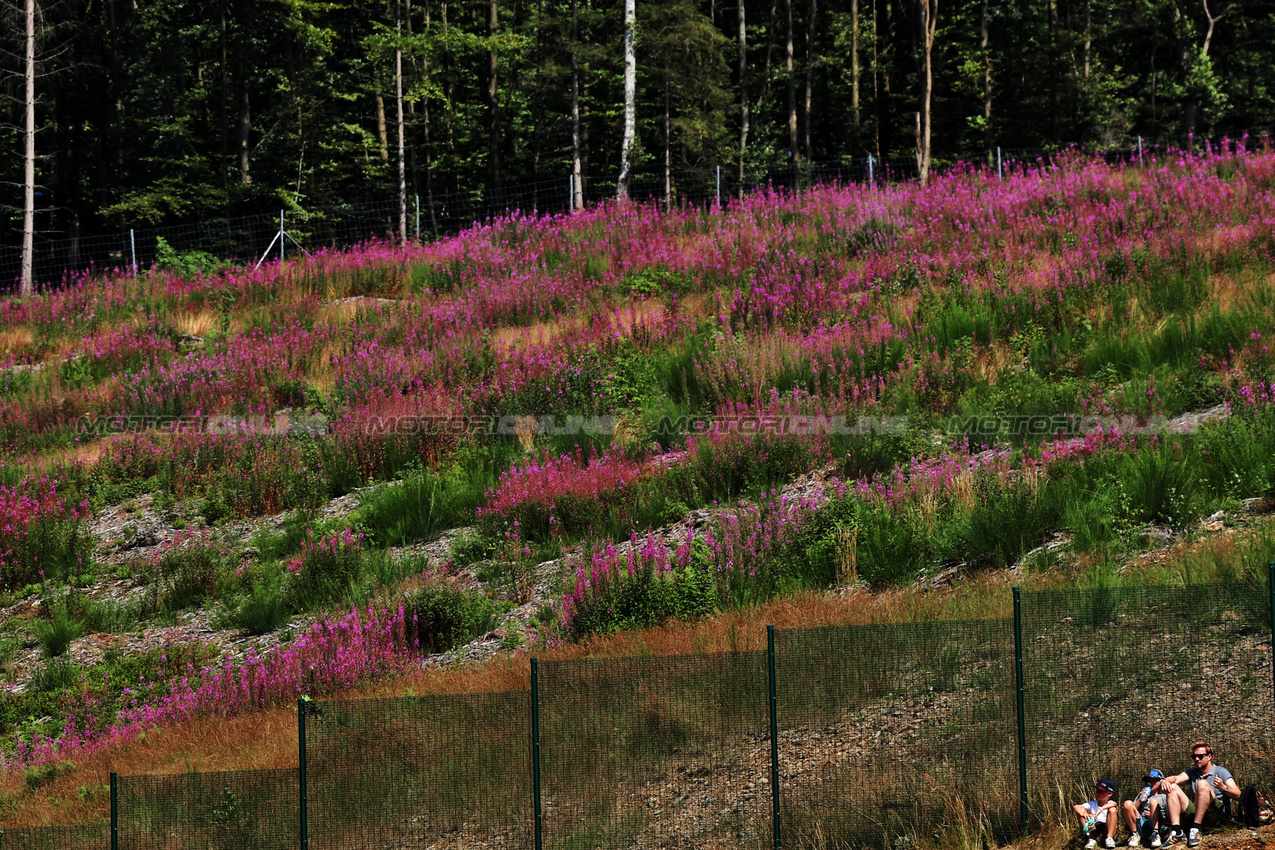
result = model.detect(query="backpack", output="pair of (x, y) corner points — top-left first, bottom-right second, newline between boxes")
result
(1237, 785), (1274, 827)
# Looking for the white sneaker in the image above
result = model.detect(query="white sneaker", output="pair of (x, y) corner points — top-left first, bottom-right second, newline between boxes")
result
(1129, 835), (1142, 847)
(1086, 839), (1098, 849)
(1106, 838), (1117, 848)
(1151, 833), (1162, 848)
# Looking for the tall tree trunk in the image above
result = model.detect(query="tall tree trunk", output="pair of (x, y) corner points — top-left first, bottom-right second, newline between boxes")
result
(785, 0), (797, 162)
(396, 0), (407, 240)
(486, 0), (500, 191)
(873, 0), (892, 162)
(664, 74), (672, 204)
(981, 0), (991, 161)
(915, 0), (936, 186)
(851, 0), (859, 136)
(1048, 0), (1059, 142)
(423, 0), (439, 235)
(377, 94), (390, 161)
(238, 0), (253, 184)
(617, 0), (635, 199)
(20, 0), (36, 295)
(804, 0), (816, 163)
(571, 0), (583, 209)
(738, 0), (748, 191)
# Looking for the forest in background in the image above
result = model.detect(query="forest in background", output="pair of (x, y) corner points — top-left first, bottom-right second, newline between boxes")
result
(1, 0), (1273, 251)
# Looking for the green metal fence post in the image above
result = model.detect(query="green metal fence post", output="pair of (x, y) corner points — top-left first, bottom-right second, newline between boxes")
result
(298, 698), (308, 850)
(532, 657), (543, 850)
(768, 625), (781, 850)
(1013, 587), (1029, 838)
(110, 772), (118, 850)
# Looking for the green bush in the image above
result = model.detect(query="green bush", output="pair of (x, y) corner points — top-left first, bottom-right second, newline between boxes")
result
(283, 529), (365, 612)
(232, 572), (289, 635)
(402, 584), (499, 654)
(149, 535), (223, 612)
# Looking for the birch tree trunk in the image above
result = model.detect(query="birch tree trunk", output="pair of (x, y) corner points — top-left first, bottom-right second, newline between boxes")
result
(20, 0), (36, 295)
(915, 0), (936, 187)
(617, 0), (635, 200)
(571, 0), (583, 210)
(851, 0), (858, 135)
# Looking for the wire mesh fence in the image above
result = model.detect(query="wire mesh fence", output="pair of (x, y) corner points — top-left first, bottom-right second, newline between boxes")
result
(775, 618), (1021, 849)
(539, 652), (772, 850)
(0, 825), (110, 850)
(115, 768), (299, 850)
(11, 129), (1269, 289)
(306, 692), (532, 848)
(6, 580), (1273, 849)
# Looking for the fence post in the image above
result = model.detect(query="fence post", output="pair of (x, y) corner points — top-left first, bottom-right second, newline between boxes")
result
(531, 657), (543, 850)
(716, 165), (721, 208)
(110, 771), (118, 850)
(768, 625), (781, 850)
(997, 147), (1003, 180)
(415, 194), (421, 242)
(568, 175), (574, 213)
(867, 155), (875, 187)
(1013, 587), (1029, 838)
(1138, 137), (1144, 167)
(280, 212), (286, 264)
(129, 230), (137, 276)
(298, 698), (308, 850)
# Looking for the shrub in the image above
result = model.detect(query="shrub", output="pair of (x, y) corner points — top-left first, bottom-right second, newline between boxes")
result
(283, 529), (366, 612)
(0, 480), (94, 590)
(232, 572), (290, 635)
(148, 533), (224, 612)
(402, 584), (498, 654)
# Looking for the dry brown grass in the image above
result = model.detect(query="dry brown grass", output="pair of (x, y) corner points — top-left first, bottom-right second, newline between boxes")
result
(0, 327), (36, 356)
(172, 308), (220, 338)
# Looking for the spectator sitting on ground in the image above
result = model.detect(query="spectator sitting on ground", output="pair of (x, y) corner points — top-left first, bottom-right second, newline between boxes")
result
(1123, 769), (1167, 847)
(1162, 740), (1241, 848)
(1076, 779), (1120, 849)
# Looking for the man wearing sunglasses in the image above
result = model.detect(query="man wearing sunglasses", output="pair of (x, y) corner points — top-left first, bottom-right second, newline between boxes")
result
(1161, 741), (1241, 847)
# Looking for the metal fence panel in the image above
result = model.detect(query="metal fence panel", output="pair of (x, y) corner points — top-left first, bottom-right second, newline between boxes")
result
(116, 768), (298, 850)
(0, 825), (110, 850)
(775, 619), (1019, 849)
(1018, 582), (1275, 826)
(540, 652), (771, 850)
(306, 692), (532, 849)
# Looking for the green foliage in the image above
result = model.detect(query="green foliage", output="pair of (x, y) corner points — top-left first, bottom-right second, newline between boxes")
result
(402, 584), (499, 654)
(283, 530), (366, 612)
(1123, 442), (1201, 529)
(152, 237), (226, 279)
(147, 537), (224, 612)
(34, 598), (84, 658)
(230, 569), (290, 635)
(23, 759), (77, 791)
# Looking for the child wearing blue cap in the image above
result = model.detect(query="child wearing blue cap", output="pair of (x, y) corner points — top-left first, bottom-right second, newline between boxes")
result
(1123, 769), (1167, 847)
(1076, 779), (1119, 848)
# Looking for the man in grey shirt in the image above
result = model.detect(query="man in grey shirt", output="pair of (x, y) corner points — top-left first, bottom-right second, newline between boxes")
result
(1162, 741), (1241, 848)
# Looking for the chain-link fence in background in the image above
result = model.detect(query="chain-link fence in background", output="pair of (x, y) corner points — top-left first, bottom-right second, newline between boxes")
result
(1, 579), (1272, 849)
(6, 129), (1269, 289)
